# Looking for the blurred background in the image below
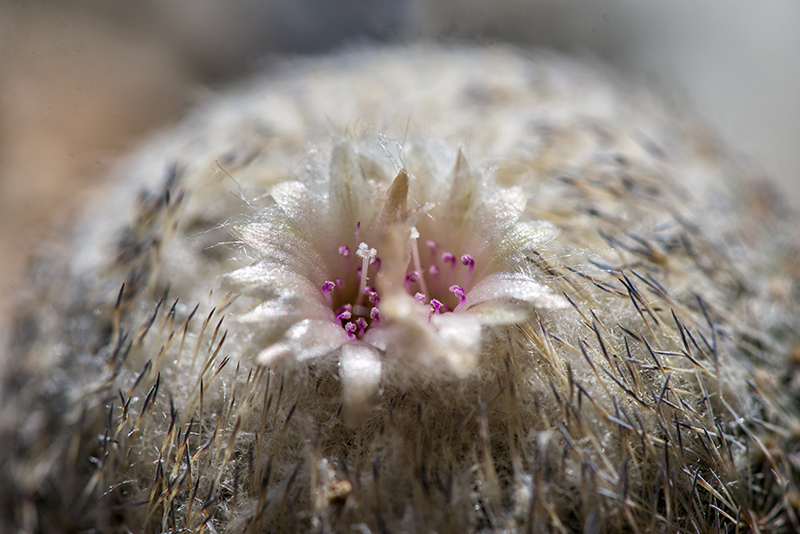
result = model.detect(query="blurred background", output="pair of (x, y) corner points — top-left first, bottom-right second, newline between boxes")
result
(1, 0), (799, 316)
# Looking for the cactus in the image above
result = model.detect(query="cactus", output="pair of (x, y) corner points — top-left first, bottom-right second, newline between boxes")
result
(2, 44), (799, 533)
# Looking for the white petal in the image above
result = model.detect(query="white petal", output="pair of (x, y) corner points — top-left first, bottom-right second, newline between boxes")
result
(367, 293), (482, 376)
(484, 185), (527, 229)
(237, 297), (332, 345)
(484, 220), (559, 273)
(360, 324), (394, 352)
(442, 150), (481, 251)
(339, 343), (382, 427)
(257, 342), (293, 367)
(460, 186), (530, 264)
(285, 319), (350, 362)
(430, 312), (482, 376)
(257, 319), (348, 367)
(227, 262), (328, 302)
(446, 150), (479, 217)
(238, 301), (296, 327)
(234, 219), (330, 285)
(226, 262), (273, 290)
(238, 299), (330, 325)
(377, 292), (429, 324)
(404, 144), (443, 203)
(466, 272), (569, 309)
(328, 143), (376, 236)
(369, 170), (409, 240)
(465, 300), (530, 325)
(270, 180), (333, 248)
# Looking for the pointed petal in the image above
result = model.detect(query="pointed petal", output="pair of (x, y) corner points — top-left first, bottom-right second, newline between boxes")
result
(405, 143), (441, 201)
(359, 154), (391, 183)
(461, 184), (529, 266)
(484, 185), (527, 231)
(374, 225), (413, 295)
(465, 300), (530, 325)
(257, 342), (293, 367)
(370, 169), (409, 237)
(376, 292), (428, 324)
(226, 262), (328, 302)
(233, 219), (329, 285)
(257, 318), (348, 367)
(238, 298), (330, 324)
(368, 292), (482, 376)
(285, 319), (349, 362)
(445, 149), (480, 235)
(466, 271), (569, 309)
(484, 220), (559, 273)
(237, 296), (332, 344)
(242, 310), (295, 355)
(270, 180), (332, 247)
(362, 306), (480, 377)
(328, 143), (375, 235)
(340, 343), (382, 427)
(360, 324), (394, 353)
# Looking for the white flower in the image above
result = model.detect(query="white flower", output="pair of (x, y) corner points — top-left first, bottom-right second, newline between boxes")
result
(228, 142), (568, 425)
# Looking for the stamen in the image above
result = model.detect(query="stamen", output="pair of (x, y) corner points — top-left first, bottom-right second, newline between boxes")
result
(345, 322), (357, 339)
(442, 252), (457, 286)
(461, 254), (475, 288)
(356, 317), (368, 336)
(450, 285), (467, 309)
(427, 240), (438, 262)
(355, 242), (377, 306)
(409, 227), (430, 297)
(325, 226), (474, 337)
(321, 281), (335, 305)
(428, 298), (443, 322)
(405, 271), (419, 292)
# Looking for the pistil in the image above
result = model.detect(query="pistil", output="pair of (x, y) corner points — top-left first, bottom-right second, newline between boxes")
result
(461, 255), (475, 288)
(450, 285), (467, 310)
(355, 242), (377, 307)
(321, 281), (335, 305)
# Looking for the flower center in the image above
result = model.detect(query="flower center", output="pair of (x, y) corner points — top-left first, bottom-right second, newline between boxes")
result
(321, 222), (476, 339)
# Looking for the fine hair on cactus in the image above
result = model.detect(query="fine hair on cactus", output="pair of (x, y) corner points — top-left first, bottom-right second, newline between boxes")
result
(1, 44), (799, 533)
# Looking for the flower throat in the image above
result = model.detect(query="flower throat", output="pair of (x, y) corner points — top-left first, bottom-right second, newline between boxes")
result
(321, 221), (477, 339)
